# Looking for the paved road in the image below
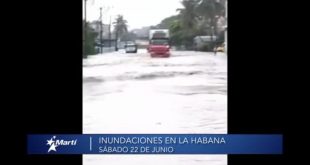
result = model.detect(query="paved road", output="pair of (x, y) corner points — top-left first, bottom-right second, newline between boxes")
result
(83, 49), (227, 165)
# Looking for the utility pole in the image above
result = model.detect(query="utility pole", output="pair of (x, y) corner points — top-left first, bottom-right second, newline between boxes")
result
(211, 26), (214, 52)
(100, 7), (103, 54)
(115, 31), (118, 51)
(109, 16), (111, 47)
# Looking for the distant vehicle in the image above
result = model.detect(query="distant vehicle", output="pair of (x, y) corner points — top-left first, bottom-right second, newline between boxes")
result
(147, 29), (170, 57)
(215, 43), (225, 52)
(125, 41), (138, 53)
(95, 43), (104, 53)
(193, 36), (217, 51)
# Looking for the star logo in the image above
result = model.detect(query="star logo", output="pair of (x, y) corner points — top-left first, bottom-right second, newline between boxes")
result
(47, 136), (58, 153)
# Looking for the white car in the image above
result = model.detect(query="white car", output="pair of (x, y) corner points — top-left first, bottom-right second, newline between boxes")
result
(125, 42), (138, 53)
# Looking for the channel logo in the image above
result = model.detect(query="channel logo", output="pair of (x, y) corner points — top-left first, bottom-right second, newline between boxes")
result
(46, 136), (77, 153)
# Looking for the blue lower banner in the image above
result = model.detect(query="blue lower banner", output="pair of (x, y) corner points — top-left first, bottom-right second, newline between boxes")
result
(27, 134), (282, 154)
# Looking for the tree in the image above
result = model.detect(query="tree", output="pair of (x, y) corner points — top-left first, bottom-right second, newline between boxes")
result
(83, 20), (98, 58)
(196, 0), (225, 35)
(169, 20), (183, 46)
(176, 0), (200, 48)
(177, 0), (199, 31)
(113, 15), (128, 51)
(113, 15), (128, 41)
(151, 0), (226, 50)
(156, 15), (179, 29)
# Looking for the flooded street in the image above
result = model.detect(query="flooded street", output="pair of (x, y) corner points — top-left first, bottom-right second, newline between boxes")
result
(83, 49), (227, 165)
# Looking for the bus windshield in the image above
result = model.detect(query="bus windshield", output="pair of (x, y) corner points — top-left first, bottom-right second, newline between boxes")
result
(150, 39), (168, 45)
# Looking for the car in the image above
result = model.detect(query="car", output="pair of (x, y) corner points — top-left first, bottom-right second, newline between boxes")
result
(125, 41), (138, 53)
(214, 43), (225, 52)
(94, 43), (104, 53)
(216, 46), (224, 52)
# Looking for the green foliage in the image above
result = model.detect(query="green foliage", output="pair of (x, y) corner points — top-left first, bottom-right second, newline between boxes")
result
(157, 15), (180, 29)
(113, 15), (128, 41)
(169, 20), (183, 46)
(83, 21), (98, 58)
(155, 0), (226, 50)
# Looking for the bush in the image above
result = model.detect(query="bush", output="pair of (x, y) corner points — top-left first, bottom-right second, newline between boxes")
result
(83, 21), (98, 58)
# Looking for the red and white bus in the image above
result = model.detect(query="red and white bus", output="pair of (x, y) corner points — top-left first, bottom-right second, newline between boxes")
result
(147, 29), (171, 57)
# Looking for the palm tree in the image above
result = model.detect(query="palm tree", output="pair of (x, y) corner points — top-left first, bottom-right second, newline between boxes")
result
(113, 15), (128, 41)
(197, 0), (225, 36)
(196, 0), (225, 50)
(176, 0), (199, 48)
(177, 0), (199, 31)
(113, 15), (128, 51)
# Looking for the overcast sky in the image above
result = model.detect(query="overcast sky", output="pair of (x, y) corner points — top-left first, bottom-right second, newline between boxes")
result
(83, 0), (183, 30)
